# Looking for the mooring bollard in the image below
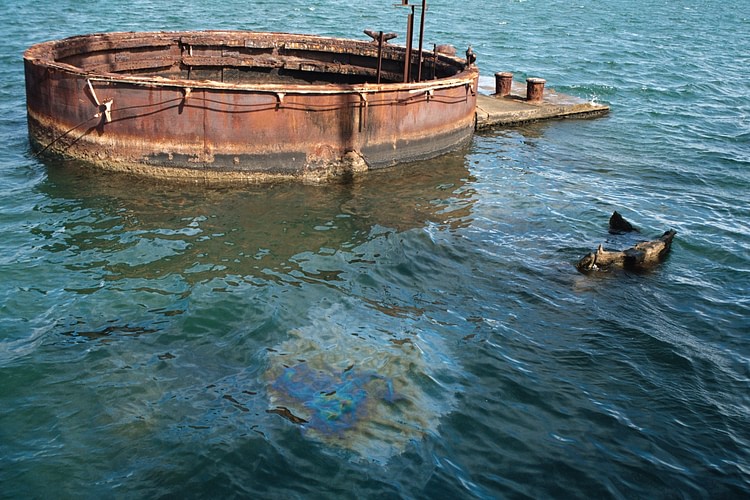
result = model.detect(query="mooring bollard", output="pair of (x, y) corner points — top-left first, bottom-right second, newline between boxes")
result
(526, 78), (546, 102)
(495, 72), (513, 97)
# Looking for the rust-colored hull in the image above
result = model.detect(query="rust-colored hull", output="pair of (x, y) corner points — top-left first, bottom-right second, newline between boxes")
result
(24, 31), (478, 183)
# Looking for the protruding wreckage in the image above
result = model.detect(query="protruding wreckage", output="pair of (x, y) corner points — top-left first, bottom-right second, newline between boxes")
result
(608, 210), (638, 234)
(24, 28), (478, 184)
(577, 212), (676, 273)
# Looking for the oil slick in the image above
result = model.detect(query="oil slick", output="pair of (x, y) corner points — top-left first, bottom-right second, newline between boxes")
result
(268, 362), (395, 431)
(265, 302), (459, 463)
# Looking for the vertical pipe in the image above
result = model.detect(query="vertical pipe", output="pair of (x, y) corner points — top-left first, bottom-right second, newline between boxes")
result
(417, 0), (427, 82)
(376, 31), (384, 84)
(431, 44), (437, 80)
(404, 7), (414, 83)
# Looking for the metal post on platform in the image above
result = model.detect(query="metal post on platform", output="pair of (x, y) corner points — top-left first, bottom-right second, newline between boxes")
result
(526, 77), (546, 102)
(404, 5), (414, 82)
(364, 29), (398, 84)
(495, 72), (513, 96)
(377, 31), (385, 84)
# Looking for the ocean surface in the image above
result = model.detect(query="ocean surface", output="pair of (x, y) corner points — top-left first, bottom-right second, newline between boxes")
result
(1, 0), (749, 497)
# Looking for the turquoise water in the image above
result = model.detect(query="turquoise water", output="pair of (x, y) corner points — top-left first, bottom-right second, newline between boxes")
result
(2, 0), (749, 497)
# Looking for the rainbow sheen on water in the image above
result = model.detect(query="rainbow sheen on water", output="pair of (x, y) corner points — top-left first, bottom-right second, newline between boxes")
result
(265, 303), (458, 462)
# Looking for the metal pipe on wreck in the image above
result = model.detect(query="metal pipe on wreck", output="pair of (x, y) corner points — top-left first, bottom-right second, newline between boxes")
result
(364, 29), (397, 83)
(377, 31), (385, 84)
(431, 44), (438, 80)
(404, 5), (415, 82)
(417, 0), (427, 82)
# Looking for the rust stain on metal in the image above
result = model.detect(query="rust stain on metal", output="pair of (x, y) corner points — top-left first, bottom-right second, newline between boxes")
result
(24, 30), (478, 183)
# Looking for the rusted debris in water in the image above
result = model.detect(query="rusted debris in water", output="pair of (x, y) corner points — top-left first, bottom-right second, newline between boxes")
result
(577, 212), (676, 273)
(609, 210), (638, 234)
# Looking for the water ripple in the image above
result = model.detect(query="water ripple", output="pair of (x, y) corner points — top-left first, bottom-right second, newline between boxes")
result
(1, 0), (750, 497)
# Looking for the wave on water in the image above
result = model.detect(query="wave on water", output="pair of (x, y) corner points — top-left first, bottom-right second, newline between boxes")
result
(0, 323), (50, 367)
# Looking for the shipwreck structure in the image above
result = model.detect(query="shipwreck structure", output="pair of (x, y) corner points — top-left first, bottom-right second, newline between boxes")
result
(24, 29), (479, 183)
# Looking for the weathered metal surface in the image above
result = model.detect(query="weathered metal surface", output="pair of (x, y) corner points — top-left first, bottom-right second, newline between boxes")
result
(526, 78), (546, 102)
(494, 72), (513, 97)
(24, 30), (478, 183)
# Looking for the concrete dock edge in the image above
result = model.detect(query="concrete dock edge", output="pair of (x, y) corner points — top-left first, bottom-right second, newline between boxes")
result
(475, 80), (609, 130)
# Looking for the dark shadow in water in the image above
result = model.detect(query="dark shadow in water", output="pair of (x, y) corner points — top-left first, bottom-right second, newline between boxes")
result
(32, 151), (477, 286)
(60, 321), (158, 342)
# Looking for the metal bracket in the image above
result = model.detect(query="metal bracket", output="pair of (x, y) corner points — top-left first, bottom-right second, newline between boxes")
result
(95, 99), (113, 123)
(358, 92), (369, 132)
(87, 79), (113, 123)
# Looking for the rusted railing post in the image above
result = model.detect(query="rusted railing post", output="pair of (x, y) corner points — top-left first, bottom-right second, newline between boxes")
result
(404, 5), (415, 82)
(377, 31), (385, 84)
(495, 72), (513, 97)
(364, 29), (397, 84)
(416, 0), (427, 82)
(526, 77), (546, 102)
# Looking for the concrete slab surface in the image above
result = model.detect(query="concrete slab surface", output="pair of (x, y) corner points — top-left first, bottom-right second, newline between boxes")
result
(475, 81), (609, 130)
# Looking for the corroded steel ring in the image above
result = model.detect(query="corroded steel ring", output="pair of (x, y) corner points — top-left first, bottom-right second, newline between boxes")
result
(24, 31), (478, 183)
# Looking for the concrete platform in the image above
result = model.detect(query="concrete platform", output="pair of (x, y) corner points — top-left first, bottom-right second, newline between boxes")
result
(475, 81), (609, 130)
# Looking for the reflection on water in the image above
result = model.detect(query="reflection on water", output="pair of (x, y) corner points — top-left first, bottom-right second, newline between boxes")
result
(0, 152), (479, 363)
(34, 153), (476, 285)
(265, 302), (459, 464)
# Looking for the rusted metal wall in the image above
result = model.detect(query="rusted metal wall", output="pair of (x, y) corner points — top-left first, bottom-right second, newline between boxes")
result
(25, 31), (478, 183)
